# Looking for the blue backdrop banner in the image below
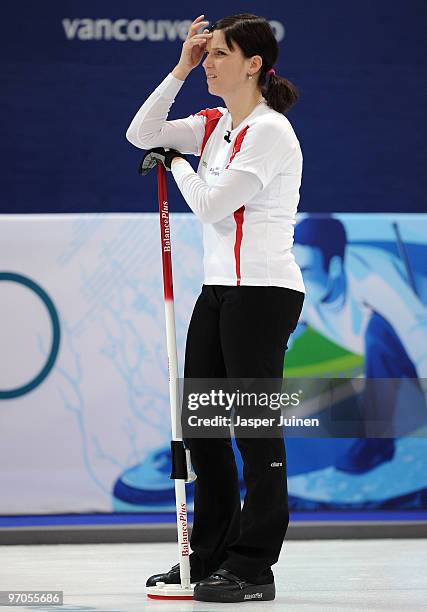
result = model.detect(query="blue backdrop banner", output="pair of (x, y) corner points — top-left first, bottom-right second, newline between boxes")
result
(1, 1), (426, 214)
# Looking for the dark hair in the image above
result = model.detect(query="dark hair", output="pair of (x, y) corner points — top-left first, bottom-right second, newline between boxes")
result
(208, 13), (299, 114)
(294, 216), (347, 271)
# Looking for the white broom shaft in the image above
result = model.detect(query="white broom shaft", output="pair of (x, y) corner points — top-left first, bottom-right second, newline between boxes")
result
(164, 299), (182, 441)
(175, 480), (191, 587)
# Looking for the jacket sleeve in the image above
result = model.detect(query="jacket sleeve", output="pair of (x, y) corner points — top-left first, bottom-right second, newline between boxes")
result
(171, 160), (263, 224)
(125, 72), (207, 156)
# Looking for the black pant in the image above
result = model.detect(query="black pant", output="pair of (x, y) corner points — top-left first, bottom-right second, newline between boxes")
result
(182, 284), (304, 583)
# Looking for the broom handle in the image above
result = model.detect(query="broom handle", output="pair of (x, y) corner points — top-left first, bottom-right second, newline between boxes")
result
(157, 162), (191, 589)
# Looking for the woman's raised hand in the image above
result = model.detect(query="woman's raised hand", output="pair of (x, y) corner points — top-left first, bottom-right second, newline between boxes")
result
(176, 15), (212, 74)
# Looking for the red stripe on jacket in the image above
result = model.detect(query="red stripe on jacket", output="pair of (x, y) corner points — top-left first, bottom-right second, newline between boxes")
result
(195, 108), (224, 156)
(226, 126), (250, 286)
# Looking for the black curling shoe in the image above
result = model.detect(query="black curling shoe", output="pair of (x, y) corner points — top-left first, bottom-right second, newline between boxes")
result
(193, 568), (275, 603)
(146, 562), (206, 587)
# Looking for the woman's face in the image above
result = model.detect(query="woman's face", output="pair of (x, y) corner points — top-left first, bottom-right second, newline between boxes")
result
(202, 29), (250, 95)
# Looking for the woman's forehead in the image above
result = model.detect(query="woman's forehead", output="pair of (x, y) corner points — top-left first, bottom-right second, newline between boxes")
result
(207, 29), (233, 51)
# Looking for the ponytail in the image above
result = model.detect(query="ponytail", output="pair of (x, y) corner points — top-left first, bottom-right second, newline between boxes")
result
(261, 70), (299, 115)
